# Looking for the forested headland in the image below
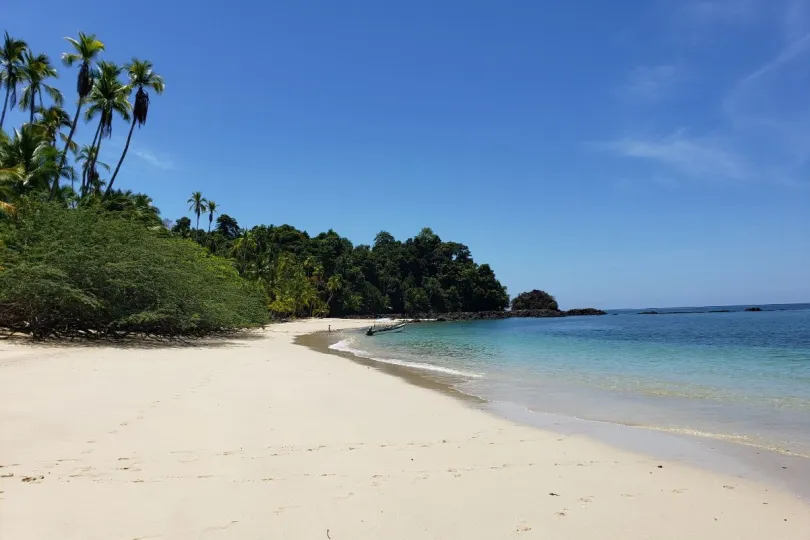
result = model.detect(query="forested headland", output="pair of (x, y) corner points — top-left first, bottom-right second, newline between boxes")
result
(0, 30), (517, 339)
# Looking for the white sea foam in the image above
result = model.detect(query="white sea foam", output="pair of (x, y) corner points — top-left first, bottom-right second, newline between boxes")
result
(330, 339), (482, 379)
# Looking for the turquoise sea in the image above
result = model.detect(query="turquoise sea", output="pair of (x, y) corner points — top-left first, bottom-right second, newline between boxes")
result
(333, 304), (810, 457)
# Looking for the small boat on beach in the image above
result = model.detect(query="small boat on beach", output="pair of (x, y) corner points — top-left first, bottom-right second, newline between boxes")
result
(366, 322), (407, 336)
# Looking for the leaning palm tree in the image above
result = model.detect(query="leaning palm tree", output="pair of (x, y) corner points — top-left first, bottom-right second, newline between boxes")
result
(106, 58), (164, 194)
(187, 191), (207, 243)
(19, 51), (62, 125)
(0, 32), (28, 129)
(55, 33), (104, 197)
(82, 61), (130, 195)
(206, 200), (218, 233)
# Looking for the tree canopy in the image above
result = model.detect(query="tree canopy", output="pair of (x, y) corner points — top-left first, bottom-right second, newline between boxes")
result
(511, 290), (559, 311)
(193, 222), (510, 317)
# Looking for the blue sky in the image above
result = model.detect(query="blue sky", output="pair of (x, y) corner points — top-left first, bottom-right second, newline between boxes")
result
(5, 0), (809, 309)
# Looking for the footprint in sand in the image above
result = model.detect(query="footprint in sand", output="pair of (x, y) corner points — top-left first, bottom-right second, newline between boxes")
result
(21, 475), (44, 483)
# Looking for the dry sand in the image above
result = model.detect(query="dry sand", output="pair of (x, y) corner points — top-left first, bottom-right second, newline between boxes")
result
(1, 318), (808, 539)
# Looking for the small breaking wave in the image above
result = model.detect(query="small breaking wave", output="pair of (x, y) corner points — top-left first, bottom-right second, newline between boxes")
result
(330, 339), (482, 379)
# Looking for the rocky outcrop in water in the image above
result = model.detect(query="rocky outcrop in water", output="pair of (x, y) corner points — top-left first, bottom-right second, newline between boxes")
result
(343, 308), (606, 321)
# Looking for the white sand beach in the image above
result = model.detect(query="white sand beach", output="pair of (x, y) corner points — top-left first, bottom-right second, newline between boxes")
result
(1, 318), (808, 539)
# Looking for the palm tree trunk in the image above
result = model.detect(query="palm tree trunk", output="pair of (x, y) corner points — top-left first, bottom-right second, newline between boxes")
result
(52, 99), (84, 200)
(29, 89), (35, 124)
(91, 138), (104, 195)
(105, 117), (135, 197)
(0, 88), (9, 129)
(196, 215), (201, 243)
(86, 121), (104, 195)
(81, 122), (102, 197)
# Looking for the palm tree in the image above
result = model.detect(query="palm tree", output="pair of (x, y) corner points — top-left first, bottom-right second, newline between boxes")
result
(55, 33), (104, 198)
(130, 192), (161, 223)
(206, 200), (218, 233)
(0, 124), (72, 194)
(231, 230), (256, 274)
(107, 59), (164, 194)
(0, 32), (28, 129)
(187, 191), (207, 242)
(34, 105), (74, 147)
(0, 130), (22, 215)
(34, 106), (76, 195)
(19, 51), (62, 125)
(76, 144), (109, 194)
(83, 61), (130, 195)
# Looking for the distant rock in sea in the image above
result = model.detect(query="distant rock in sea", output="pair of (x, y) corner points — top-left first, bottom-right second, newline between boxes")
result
(564, 308), (607, 317)
(744, 307), (762, 312)
(344, 309), (607, 321)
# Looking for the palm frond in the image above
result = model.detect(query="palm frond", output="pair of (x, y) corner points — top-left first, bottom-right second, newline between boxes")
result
(43, 84), (63, 106)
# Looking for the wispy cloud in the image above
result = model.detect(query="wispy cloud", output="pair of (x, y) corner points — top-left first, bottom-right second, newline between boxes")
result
(602, 131), (748, 181)
(723, 32), (810, 164)
(784, 0), (810, 40)
(134, 149), (175, 170)
(684, 0), (760, 23)
(619, 62), (687, 101)
(600, 1), (810, 188)
(738, 32), (810, 85)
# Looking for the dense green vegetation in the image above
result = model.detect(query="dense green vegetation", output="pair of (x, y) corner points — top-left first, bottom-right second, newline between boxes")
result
(511, 290), (558, 311)
(170, 206), (510, 317)
(0, 202), (268, 338)
(0, 29), (511, 337)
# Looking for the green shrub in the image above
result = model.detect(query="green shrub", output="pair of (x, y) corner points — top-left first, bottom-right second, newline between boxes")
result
(0, 202), (268, 339)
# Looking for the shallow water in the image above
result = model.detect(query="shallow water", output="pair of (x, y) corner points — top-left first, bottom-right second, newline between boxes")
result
(334, 304), (810, 457)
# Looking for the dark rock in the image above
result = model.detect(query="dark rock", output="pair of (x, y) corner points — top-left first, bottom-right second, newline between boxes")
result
(639, 311), (659, 315)
(564, 308), (608, 317)
(744, 307), (762, 312)
(343, 308), (606, 321)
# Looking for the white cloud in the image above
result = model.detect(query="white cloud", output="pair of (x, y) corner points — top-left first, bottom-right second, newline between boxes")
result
(620, 62), (687, 101)
(134, 149), (175, 170)
(603, 132), (748, 181)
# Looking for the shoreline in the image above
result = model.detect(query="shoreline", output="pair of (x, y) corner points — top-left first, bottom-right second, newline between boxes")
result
(1, 318), (808, 539)
(302, 326), (810, 500)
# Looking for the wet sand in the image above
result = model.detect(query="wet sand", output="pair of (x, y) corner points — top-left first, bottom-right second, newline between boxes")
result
(303, 328), (810, 500)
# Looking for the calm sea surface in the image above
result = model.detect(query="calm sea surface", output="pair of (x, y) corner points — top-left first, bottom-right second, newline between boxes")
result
(333, 304), (810, 457)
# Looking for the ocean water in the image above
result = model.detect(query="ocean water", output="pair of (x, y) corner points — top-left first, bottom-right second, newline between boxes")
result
(332, 304), (810, 457)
